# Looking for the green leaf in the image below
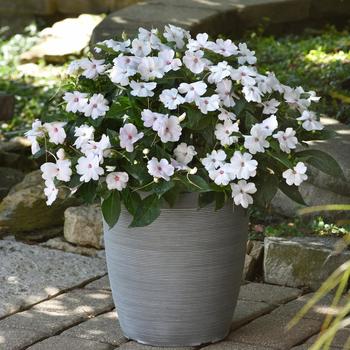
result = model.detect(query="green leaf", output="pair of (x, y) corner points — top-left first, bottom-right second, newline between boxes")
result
(179, 175), (211, 192)
(121, 188), (141, 215)
(106, 129), (119, 147)
(77, 181), (98, 204)
(163, 187), (179, 207)
(215, 192), (227, 211)
(153, 180), (175, 197)
(295, 149), (345, 180)
(198, 192), (215, 208)
(254, 175), (279, 208)
(130, 194), (161, 227)
(279, 182), (306, 206)
(102, 191), (121, 228)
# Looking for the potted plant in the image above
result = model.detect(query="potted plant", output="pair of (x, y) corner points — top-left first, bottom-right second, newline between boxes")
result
(25, 24), (343, 346)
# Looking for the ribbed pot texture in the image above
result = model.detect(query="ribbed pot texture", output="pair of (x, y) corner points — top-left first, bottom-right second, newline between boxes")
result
(104, 193), (248, 347)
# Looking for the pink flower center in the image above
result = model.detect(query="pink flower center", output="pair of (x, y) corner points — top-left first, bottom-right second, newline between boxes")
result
(128, 134), (133, 140)
(88, 163), (92, 169)
(93, 103), (98, 108)
(114, 175), (120, 182)
(193, 58), (199, 63)
(74, 97), (79, 102)
(54, 127), (58, 132)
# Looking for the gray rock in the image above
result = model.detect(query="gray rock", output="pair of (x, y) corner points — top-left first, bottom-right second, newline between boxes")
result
(0, 240), (106, 318)
(0, 167), (24, 199)
(0, 328), (47, 350)
(85, 275), (111, 290)
(64, 204), (104, 249)
(243, 240), (264, 281)
(243, 254), (255, 281)
(0, 0), (56, 15)
(0, 170), (79, 234)
(264, 236), (350, 290)
(118, 342), (193, 350)
(201, 341), (275, 350)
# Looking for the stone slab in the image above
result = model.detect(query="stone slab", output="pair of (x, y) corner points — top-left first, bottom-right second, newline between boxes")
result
(62, 311), (126, 346)
(0, 289), (114, 336)
(238, 282), (301, 305)
(85, 275), (111, 290)
(26, 335), (115, 350)
(117, 342), (194, 350)
(0, 240), (106, 318)
(201, 341), (275, 349)
(228, 313), (321, 349)
(306, 329), (350, 348)
(0, 328), (47, 350)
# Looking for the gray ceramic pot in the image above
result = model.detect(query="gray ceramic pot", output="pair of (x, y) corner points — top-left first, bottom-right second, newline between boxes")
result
(104, 193), (248, 347)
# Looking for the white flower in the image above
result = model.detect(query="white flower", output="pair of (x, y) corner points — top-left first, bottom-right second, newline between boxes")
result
(66, 59), (82, 75)
(159, 88), (184, 110)
(25, 119), (45, 155)
(173, 143), (197, 165)
(208, 61), (231, 84)
(74, 125), (95, 149)
(138, 57), (164, 80)
(187, 33), (210, 51)
(297, 111), (323, 131)
(230, 66), (257, 86)
(231, 180), (257, 208)
(156, 115), (182, 143)
(202, 150), (226, 171)
(80, 59), (107, 79)
(100, 39), (130, 52)
(40, 149), (72, 183)
(215, 120), (239, 146)
(242, 85), (263, 103)
(258, 72), (283, 94)
(262, 99), (280, 115)
(215, 79), (235, 107)
(178, 81), (207, 103)
(218, 108), (236, 121)
(163, 24), (189, 49)
(130, 38), (151, 57)
(119, 123), (144, 152)
(230, 151), (258, 180)
(283, 86), (309, 110)
(237, 43), (257, 65)
(83, 94), (109, 119)
(183, 50), (206, 74)
(110, 65), (131, 86)
(76, 154), (104, 182)
(147, 157), (174, 181)
(209, 163), (235, 185)
(81, 134), (111, 163)
(106, 172), (129, 191)
(141, 109), (166, 130)
(196, 94), (220, 114)
(261, 115), (278, 136)
(273, 127), (298, 154)
(44, 180), (58, 206)
(158, 49), (182, 72)
(244, 124), (269, 154)
(210, 38), (238, 57)
(130, 80), (157, 97)
(44, 122), (66, 145)
(63, 91), (88, 113)
(283, 162), (308, 186)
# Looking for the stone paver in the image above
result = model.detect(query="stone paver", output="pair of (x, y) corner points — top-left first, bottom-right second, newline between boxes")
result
(238, 282), (301, 305)
(0, 240), (106, 318)
(201, 341), (275, 349)
(117, 342), (194, 350)
(85, 275), (111, 291)
(304, 329), (350, 348)
(26, 335), (115, 350)
(0, 328), (47, 350)
(62, 311), (126, 346)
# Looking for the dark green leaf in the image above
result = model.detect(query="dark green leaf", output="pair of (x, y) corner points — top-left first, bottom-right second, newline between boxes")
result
(215, 192), (226, 211)
(121, 188), (141, 215)
(102, 191), (121, 228)
(163, 187), (179, 207)
(153, 180), (175, 197)
(279, 182), (306, 206)
(198, 192), (215, 208)
(106, 129), (119, 147)
(130, 194), (161, 227)
(179, 175), (211, 192)
(77, 181), (98, 204)
(254, 175), (279, 208)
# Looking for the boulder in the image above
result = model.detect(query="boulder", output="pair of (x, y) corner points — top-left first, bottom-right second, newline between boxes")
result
(243, 240), (264, 281)
(64, 204), (104, 249)
(264, 236), (350, 290)
(0, 167), (24, 199)
(0, 170), (79, 234)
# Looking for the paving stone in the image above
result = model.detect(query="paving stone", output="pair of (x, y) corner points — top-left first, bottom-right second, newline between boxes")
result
(62, 311), (126, 346)
(238, 282), (301, 305)
(0, 240), (106, 318)
(305, 329), (350, 348)
(0, 328), (47, 350)
(0, 289), (114, 336)
(232, 300), (275, 329)
(85, 275), (111, 291)
(117, 342), (193, 350)
(26, 335), (115, 350)
(228, 313), (321, 349)
(201, 340), (275, 349)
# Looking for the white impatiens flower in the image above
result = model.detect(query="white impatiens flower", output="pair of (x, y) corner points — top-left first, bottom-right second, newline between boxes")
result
(76, 154), (104, 182)
(158, 49), (182, 72)
(208, 61), (231, 84)
(163, 24), (189, 49)
(215, 120), (239, 146)
(44, 122), (67, 145)
(44, 180), (58, 206)
(297, 110), (323, 131)
(262, 99), (280, 115)
(138, 57), (163, 81)
(242, 85), (263, 103)
(283, 162), (308, 186)
(210, 38), (238, 57)
(231, 66), (257, 86)
(260, 115), (278, 136)
(283, 86), (310, 111)
(244, 124), (269, 154)
(273, 128), (298, 154)
(237, 43), (257, 65)
(130, 80), (157, 97)
(106, 172), (129, 191)
(147, 157), (174, 181)
(40, 149), (72, 183)
(63, 91), (88, 113)
(83, 94), (109, 120)
(141, 109), (166, 130)
(196, 94), (220, 114)
(173, 143), (197, 165)
(80, 59), (107, 79)
(81, 134), (111, 163)
(231, 180), (257, 208)
(159, 88), (184, 110)
(25, 119), (45, 155)
(156, 115), (182, 143)
(66, 59), (82, 75)
(230, 151), (258, 180)
(130, 38), (151, 57)
(187, 33), (210, 52)
(215, 79), (235, 107)
(110, 65), (131, 86)
(209, 163), (235, 186)
(178, 81), (207, 103)
(183, 50), (206, 74)
(74, 125), (95, 149)
(202, 149), (226, 171)
(258, 72), (283, 94)
(218, 108), (236, 121)
(138, 28), (162, 49)
(119, 123), (144, 152)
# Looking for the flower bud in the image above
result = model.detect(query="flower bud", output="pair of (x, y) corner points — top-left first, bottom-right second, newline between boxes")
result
(133, 160), (138, 165)
(178, 112), (186, 122)
(143, 148), (150, 155)
(189, 167), (198, 175)
(153, 177), (159, 183)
